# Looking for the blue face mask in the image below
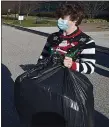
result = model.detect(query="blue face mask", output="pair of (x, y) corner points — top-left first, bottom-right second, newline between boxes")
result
(57, 18), (69, 31)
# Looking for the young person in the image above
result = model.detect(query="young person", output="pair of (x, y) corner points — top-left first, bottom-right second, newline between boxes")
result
(15, 3), (95, 127)
(38, 4), (96, 74)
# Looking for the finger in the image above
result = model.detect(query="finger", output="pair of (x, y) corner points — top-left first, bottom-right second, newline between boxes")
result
(64, 60), (72, 64)
(65, 58), (72, 62)
(65, 56), (72, 60)
(64, 58), (72, 62)
(64, 62), (72, 67)
(64, 60), (68, 65)
(64, 58), (72, 61)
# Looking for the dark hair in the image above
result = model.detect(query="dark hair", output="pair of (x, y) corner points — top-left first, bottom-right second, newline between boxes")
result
(55, 3), (85, 26)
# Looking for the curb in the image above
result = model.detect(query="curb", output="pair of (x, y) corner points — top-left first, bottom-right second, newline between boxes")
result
(3, 22), (49, 37)
(96, 45), (109, 54)
(3, 22), (109, 55)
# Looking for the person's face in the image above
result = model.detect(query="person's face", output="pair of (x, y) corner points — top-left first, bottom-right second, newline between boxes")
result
(62, 15), (77, 27)
(57, 15), (77, 31)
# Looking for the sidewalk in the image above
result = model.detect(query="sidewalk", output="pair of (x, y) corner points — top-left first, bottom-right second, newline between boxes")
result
(28, 26), (109, 48)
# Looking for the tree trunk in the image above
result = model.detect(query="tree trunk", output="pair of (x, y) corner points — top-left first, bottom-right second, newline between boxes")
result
(26, 13), (29, 20)
(14, 13), (17, 19)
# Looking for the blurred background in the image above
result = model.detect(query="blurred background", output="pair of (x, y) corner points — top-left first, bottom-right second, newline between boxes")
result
(1, 1), (109, 127)
(1, 1), (109, 28)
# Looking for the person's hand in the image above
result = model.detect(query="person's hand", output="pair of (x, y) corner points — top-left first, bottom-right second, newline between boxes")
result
(63, 56), (73, 68)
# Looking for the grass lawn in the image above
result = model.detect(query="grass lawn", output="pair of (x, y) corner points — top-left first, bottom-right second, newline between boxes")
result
(2, 19), (57, 27)
(2, 15), (57, 27)
(2, 15), (109, 28)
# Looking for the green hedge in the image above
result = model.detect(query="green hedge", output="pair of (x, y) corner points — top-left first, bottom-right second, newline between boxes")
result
(2, 14), (108, 26)
(36, 12), (56, 18)
(2, 18), (57, 27)
(85, 19), (108, 23)
(2, 15), (18, 20)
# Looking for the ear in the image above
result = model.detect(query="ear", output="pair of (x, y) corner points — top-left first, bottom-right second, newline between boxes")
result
(72, 20), (77, 24)
(74, 20), (77, 23)
(74, 17), (79, 23)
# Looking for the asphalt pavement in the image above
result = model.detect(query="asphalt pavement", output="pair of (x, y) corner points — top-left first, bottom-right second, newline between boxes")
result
(28, 27), (109, 48)
(2, 25), (109, 127)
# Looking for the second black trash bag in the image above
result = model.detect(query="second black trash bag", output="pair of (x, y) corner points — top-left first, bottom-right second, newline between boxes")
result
(14, 54), (94, 127)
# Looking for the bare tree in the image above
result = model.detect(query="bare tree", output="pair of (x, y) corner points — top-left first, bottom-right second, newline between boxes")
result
(23, 1), (42, 18)
(80, 1), (108, 18)
(13, 2), (19, 19)
(12, 1), (23, 18)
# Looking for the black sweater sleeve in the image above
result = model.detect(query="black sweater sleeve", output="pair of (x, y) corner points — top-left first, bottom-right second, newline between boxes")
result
(38, 32), (62, 62)
(38, 36), (51, 61)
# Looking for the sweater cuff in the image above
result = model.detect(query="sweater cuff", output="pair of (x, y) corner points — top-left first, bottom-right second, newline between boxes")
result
(71, 62), (77, 71)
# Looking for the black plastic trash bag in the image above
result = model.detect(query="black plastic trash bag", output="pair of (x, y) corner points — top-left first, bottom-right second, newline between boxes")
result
(14, 53), (94, 127)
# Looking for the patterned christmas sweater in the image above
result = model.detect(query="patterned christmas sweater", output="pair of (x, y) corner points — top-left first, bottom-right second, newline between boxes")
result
(38, 27), (96, 74)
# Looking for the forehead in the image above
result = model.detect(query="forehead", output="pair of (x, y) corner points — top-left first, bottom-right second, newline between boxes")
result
(62, 15), (71, 20)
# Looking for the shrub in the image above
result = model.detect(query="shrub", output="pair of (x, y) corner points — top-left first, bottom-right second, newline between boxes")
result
(36, 12), (56, 18)
(2, 15), (18, 20)
(82, 18), (108, 23)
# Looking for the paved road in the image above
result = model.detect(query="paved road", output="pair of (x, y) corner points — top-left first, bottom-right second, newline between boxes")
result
(2, 25), (109, 127)
(28, 27), (109, 48)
